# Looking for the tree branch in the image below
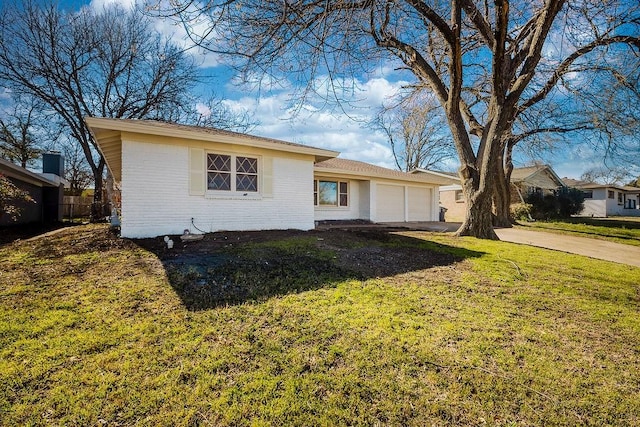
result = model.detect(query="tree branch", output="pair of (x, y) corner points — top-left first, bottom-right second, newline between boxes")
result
(519, 35), (640, 114)
(460, 0), (495, 47)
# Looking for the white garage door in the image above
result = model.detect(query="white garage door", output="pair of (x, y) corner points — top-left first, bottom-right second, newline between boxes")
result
(407, 187), (431, 221)
(376, 184), (405, 222)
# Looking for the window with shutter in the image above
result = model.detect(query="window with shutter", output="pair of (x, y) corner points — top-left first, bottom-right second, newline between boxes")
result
(206, 152), (260, 195)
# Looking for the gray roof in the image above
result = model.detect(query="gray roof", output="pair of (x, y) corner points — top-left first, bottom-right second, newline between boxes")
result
(564, 177), (640, 193)
(0, 158), (59, 187)
(315, 158), (447, 184)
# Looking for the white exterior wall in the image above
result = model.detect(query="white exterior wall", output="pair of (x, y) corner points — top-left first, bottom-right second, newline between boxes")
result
(581, 199), (607, 217)
(120, 139), (315, 238)
(580, 188), (640, 217)
(358, 181), (371, 220)
(312, 177), (437, 223)
(313, 179), (364, 221)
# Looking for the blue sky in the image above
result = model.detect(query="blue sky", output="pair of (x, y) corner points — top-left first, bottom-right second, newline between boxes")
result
(40, 0), (640, 180)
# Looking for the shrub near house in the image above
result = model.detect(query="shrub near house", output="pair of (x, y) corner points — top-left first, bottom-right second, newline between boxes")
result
(0, 173), (34, 222)
(525, 186), (585, 220)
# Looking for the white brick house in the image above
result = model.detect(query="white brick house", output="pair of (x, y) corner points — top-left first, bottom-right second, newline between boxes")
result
(86, 118), (446, 238)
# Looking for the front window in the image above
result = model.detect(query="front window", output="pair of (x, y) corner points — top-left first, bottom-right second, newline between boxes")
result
(455, 190), (464, 202)
(236, 156), (258, 192)
(207, 153), (259, 193)
(618, 192), (623, 205)
(314, 180), (348, 207)
(582, 190), (593, 199)
(608, 190), (615, 199)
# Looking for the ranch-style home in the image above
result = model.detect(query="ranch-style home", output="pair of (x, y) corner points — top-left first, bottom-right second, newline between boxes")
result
(563, 178), (640, 217)
(86, 117), (449, 238)
(0, 154), (67, 226)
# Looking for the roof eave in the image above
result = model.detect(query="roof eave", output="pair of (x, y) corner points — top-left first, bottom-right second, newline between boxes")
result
(0, 158), (59, 187)
(314, 166), (441, 184)
(85, 117), (339, 161)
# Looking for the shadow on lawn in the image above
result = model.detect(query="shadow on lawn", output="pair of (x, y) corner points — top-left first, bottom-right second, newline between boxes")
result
(0, 222), (78, 246)
(135, 228), (483, 311)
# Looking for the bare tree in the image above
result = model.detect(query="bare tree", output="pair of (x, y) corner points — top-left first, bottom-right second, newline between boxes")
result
(374, 90), (454, 172)
(162, 93), (259, 133)
(166, 0), (640, 238)
(0, 95), (43, 168)
(0, 2), (200, 219)
(61, 140), (93, 196)
(581, 167), (632, 186)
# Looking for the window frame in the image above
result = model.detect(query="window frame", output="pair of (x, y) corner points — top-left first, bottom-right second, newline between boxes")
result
(206, 151), (261, 196)
(608, 190), (615, 199)
(314, 179), (348, 208)
(454, 189), (465, 203)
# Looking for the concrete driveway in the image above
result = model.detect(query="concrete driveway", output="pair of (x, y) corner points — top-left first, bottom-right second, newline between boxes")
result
(380, 222), (640, 268)
(494, 228), (640, 268)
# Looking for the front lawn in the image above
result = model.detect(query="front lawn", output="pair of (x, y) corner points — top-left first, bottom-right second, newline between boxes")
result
(516, 216), (640, 246)
(1, 224), (638, 426)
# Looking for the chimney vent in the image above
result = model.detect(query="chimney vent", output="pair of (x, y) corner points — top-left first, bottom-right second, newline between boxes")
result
(43, 152), (64, 177)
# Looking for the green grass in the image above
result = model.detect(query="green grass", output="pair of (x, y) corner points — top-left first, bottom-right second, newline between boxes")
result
(1, 224), (639, 426)
(517, 217), (640, 246)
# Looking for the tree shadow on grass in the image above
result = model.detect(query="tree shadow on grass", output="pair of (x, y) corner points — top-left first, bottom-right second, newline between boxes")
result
(569, 217), (640, 230)
(0, 222), (78, 246)
(134, 228), (484, 311)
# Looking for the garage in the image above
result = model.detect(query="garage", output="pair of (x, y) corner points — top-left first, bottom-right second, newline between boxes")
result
(376, 184), (406, 222)
(407, 186), (431, 221)
(314, 158), (446, 224)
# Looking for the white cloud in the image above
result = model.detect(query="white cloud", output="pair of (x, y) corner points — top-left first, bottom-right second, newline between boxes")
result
(195, 102), (211, 117)
(0, 87), (12, 100)
(221, 75), (407, 168)
(88, 0), (222, 68)
(151, 13), (223, 68)
(89, 0), (136, 11)
(550, 145), (606, 179)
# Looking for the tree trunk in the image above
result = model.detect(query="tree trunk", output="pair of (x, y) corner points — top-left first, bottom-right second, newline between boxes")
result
(492, 157), (513, 227)
(454, 159), (499, 239)
(455, 185), (498, 239)
(90, 161), (105, 222)
(493, 139), (517, 227)
(105, 170), (114, 210)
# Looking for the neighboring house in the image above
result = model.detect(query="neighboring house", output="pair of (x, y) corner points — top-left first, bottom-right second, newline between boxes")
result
(410, 168), (462, 221)
(563, 178), (640, 217)
(428, 165), (565, 222)
(0, 154), (67, 226)
(86, 117), (448, 238)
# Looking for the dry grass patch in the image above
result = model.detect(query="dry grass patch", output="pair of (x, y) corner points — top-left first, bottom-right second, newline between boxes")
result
(1, 224), (638, 426)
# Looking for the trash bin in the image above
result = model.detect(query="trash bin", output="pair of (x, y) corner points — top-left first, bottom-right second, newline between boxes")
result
(439, 206), (447, 222)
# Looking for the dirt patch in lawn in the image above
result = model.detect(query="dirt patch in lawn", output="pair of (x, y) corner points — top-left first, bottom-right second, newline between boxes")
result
(1, 223), (480, 310)
(135, 228), (480, 310)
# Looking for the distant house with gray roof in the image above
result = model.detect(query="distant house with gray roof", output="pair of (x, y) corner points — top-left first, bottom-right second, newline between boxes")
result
(424, 164), (565, 222)
(563, 178), (640, 217)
